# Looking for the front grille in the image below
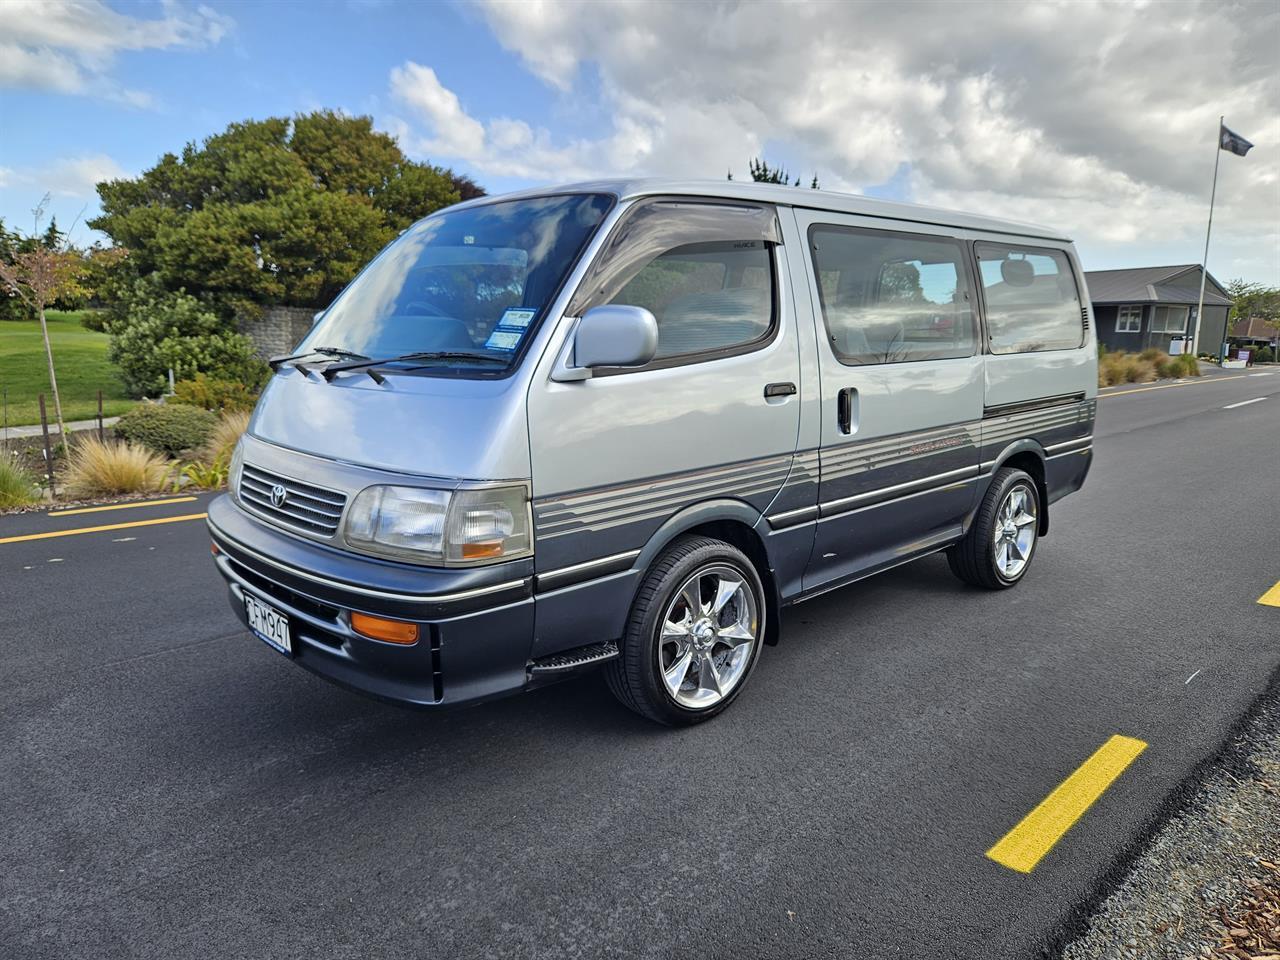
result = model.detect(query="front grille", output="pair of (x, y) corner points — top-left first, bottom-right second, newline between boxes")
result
(239, 463), (347, 537)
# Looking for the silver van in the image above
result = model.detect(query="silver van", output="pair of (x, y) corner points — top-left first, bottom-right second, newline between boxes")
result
(208, 180), (1095, 725)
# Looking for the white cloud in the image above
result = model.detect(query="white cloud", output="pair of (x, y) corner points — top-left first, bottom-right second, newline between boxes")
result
(0, 0), (233, 106)
(390, 0), (1279, 281)
(3, 154), (129, 199)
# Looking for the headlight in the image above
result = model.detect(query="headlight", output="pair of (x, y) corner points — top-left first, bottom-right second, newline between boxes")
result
(344, 484), (531, 565)
(228, 441), (245, 498)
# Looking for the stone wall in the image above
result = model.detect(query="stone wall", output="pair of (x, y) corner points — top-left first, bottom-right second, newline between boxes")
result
(239, 306), (318, 360)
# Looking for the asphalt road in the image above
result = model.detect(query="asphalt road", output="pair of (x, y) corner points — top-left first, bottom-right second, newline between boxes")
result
(3, 369), (1278, 959)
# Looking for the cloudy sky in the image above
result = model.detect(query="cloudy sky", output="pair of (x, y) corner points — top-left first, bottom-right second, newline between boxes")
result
(1, 0), (1277, 283)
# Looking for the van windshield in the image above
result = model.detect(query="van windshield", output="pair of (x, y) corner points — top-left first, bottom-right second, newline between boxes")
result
(301, 193), (614, 373)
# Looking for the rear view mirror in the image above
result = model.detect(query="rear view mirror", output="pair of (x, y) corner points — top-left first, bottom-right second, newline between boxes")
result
(573, 304), (659, 370)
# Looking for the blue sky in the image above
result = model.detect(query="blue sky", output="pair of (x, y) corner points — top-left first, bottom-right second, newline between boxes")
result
(1, 0), (1276, 284)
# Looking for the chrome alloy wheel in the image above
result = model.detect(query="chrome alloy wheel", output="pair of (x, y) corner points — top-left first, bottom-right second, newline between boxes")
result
(993, 482), (1037, 579)
(657, 563), (760, 710)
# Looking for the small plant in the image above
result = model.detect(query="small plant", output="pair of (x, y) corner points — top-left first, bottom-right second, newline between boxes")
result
(171, 373), (259, 414)
(175, 453), (230, 491)
(114, 402), (218, 456)
(200, 410), (251, 467)
(0, 455), (39, 509)
(65, 436), (168, 496)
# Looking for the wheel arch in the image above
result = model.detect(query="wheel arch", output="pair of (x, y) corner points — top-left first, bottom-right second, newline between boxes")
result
(985, 440), (1049, 536)
(630, 499), (782, 647)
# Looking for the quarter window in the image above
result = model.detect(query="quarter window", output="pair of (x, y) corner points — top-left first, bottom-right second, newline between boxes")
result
(1150, 305), (1189, 334)
(976, 243), (1084, 354)
(808, 225), (976, 365)
(1116, 305), (1143, 333)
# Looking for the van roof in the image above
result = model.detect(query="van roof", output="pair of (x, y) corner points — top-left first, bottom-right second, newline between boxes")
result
(454, 178), (1072, 243)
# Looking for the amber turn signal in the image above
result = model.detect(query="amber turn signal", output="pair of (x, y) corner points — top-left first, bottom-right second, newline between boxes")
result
(350, 612), (419, 645)
(460, 541), (504, 560)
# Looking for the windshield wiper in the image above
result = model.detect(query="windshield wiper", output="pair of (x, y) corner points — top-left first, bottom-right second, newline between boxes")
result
(268, 346), (370, 372)
(321, 351), (508, 383)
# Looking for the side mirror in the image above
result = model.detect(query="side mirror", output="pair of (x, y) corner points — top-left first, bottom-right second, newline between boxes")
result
(572, 304), (659, 371)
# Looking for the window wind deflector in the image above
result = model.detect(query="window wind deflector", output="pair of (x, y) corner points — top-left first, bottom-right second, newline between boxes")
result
(268, 346), (370, 372)
(320, 351), (509, 383)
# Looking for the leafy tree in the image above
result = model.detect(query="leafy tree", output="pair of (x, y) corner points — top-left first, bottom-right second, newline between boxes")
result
(90, 111), (482, 313)
(0, 197), (90, 444)
(107, 276), (265, 397)
(1226, 279), (1280, 330)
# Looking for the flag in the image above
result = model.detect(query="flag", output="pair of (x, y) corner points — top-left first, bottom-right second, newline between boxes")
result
(1219, 123), (1254, 157)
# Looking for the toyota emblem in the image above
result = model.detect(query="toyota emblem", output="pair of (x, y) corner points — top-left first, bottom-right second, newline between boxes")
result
(270, 484), (288, 508)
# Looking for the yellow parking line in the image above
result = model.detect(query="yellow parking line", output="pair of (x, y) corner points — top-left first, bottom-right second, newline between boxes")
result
(1258, 581), (1280, 607)
(0, 513), (208, 545)
(1100, 375), (1248, 398)
(48, 496), (198, 517)
(986, 734), (1147, 874)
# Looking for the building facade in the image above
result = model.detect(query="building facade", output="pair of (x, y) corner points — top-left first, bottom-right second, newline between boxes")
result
(1084, 264), (1232, 355)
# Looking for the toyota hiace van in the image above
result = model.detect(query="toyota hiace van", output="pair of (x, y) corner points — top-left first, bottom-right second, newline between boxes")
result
(208, 180), (1096, 725)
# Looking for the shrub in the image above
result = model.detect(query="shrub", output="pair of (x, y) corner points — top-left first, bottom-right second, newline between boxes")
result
(1138, 347), (1164, 362)
(1254, 345), (1274, 363)
(65, 436), (168, 496)
(0, 456), (38, 508)
(177, 457), (229, 491)
(172, 373), (260, 414)
(107, 277), (267, 397)
(1099, 352), (1158, 386)
(1173, 352), (1201, 376)
(114, 402), (218, 456)
(200, 410), (251, 468)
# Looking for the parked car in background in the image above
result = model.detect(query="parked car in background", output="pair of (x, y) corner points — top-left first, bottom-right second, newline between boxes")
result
(207, 180), (1097, 725)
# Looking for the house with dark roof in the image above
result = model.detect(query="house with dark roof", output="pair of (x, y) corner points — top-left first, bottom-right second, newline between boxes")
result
(1084, 264), (1232, 355)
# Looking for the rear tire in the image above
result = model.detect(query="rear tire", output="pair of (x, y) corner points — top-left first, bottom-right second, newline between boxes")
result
(947, 467), (1040, 589)
(605, 536), (765, 726)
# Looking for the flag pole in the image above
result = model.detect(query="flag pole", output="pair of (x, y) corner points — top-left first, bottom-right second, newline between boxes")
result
(1196, 115), (1223, 363)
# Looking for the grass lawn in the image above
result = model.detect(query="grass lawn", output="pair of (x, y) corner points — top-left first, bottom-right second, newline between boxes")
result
(0, 310), (136, 428)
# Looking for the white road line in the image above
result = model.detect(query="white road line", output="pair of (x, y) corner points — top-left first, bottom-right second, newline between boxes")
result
(1223, 397), (1268, 410)
(112, 537), (137, 542)
(1248, 372), (1274, 377)
(1185, 669), (1201, 685)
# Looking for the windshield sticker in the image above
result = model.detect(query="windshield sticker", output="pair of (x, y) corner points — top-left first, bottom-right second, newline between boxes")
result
(484, 329), (522, 351)
(497, 307), (536, 330)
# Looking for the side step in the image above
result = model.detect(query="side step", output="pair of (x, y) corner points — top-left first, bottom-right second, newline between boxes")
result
(528, 641), (620, 676)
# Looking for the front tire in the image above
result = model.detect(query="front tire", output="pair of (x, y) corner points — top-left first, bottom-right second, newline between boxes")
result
(605, 536), (765, 726)
(947, 467), (1040, 589)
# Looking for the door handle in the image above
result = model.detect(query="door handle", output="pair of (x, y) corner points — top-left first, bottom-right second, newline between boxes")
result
(837, 387), (858, 434)
(764, 382), (797, 399)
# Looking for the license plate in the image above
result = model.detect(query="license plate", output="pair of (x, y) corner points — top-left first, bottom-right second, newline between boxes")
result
(244, 593), (292, 656)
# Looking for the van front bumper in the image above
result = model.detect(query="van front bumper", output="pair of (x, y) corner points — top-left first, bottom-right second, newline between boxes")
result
(206, 494), (535, 708)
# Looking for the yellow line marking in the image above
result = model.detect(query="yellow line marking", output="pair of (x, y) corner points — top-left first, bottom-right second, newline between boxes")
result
(48, 496), (197, 517)
(986, 734), (1147, 874)
(1100, 374), (1248, 398)
(0, 513), (208, 545)
(1258, 581), (1280, 608)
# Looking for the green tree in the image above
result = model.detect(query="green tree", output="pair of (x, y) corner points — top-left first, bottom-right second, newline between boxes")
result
(90, 111), (481, 312)
(107, 276), (265, 397)
(739, 157), (819, 189)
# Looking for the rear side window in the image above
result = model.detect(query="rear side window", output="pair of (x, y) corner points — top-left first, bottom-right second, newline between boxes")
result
(976, 243), (1084, 354)
(808, 225), (977, 365)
